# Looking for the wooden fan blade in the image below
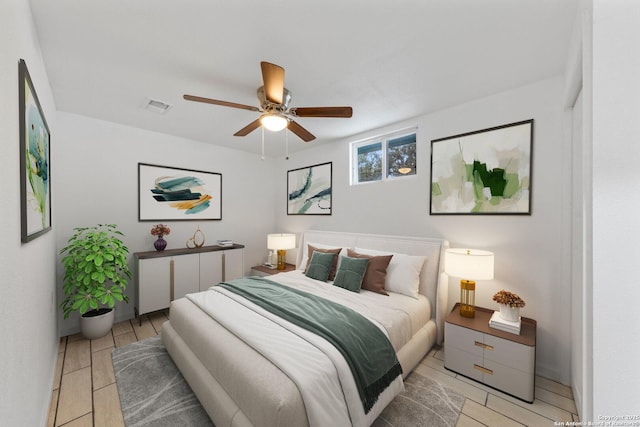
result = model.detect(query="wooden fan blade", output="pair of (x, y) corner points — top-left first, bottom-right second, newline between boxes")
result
(291, 106), (353, 118)
(288, 120), (316, 142)
(183, 94), (260, 112)
(260, 62), (285, 104)
(234, 119), (262, 137)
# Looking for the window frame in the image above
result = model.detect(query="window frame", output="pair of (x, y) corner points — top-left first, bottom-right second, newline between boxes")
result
(350, 128), (417, 185)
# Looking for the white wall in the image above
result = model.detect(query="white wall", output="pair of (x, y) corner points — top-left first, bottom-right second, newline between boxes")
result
(54, 112), (278, 335)
(591, 0), (640, 418)
(276, 76), (572, 383)
(565, 1), (591, 419)
(0, 1), (59, 426)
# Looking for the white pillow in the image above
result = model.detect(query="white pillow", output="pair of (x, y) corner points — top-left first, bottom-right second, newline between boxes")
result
(353, 247), (427, 298)
(299, 242), (346, 270)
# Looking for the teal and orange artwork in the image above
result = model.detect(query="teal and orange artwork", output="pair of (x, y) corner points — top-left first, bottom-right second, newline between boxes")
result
(430, 120), (532, 214)
(151, 176), (211, 214)
(138, 163), (222, 220)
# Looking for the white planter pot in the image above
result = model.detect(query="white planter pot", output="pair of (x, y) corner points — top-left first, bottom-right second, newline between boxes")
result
(80, 308), (115, 339)
(499, 304), (520, 322)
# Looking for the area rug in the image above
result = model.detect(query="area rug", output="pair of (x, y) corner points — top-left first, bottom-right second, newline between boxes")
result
(113, 336), (463, 427)
(112, 336), (213, 427)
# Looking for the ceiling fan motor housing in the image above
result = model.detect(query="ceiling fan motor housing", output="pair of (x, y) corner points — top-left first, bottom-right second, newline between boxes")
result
(258, 86), (291, 113)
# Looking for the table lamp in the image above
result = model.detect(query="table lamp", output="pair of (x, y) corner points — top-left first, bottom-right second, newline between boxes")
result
(445, 248), (494, 318)
(267, 233), (296, 270)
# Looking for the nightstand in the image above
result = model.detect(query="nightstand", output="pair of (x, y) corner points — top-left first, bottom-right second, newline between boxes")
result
(444, 303), (536, 403)
(251, 263), (296, 276)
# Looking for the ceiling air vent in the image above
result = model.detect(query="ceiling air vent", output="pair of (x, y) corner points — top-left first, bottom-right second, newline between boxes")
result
(145, 98), (172, 114)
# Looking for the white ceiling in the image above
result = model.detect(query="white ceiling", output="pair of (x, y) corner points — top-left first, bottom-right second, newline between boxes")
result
(29, 0), (578, 158)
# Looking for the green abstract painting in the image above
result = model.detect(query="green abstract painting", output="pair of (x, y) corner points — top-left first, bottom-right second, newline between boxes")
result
(430, 120), (533, 215)
(20, 59), (52, 242)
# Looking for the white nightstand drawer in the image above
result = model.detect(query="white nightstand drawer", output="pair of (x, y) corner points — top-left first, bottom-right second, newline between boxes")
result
(445, 322), (484, 356)
(484, 334), (535, 373)
(482, 359), (535, 402)
(444, 346), (483, 382)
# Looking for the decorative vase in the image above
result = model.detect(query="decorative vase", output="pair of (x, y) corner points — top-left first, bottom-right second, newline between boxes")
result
(80, 308), (115, 339)
(499, 304), (520, 322)
(154, 236), (167, 251)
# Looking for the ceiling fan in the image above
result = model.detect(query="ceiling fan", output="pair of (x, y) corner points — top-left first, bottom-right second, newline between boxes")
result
(183, 61), (353, 143)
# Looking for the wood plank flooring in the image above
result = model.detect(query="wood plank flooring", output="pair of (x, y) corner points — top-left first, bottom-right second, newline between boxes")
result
(48, 311), (169, 427)
(48, 312), (579, 426)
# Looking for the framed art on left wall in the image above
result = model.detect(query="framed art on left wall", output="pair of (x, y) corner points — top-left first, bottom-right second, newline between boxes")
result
(19, 59), (52, 243)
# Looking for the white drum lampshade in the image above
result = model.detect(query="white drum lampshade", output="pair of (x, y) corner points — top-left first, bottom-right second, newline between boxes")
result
(445, 248), (494, 318)
(267, 233), (296, 270)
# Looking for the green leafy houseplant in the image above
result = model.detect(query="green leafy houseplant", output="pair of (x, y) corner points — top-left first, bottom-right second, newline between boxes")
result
(60, 224), (132, 319)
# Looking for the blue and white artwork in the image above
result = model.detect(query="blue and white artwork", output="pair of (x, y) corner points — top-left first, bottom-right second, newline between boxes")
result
(287, 162), (332, 215)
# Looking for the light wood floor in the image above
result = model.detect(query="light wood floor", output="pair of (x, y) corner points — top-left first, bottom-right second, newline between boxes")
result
(48, 313), (580, 426)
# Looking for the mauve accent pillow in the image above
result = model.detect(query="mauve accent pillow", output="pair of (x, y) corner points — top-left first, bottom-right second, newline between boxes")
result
(347, 249), (393, 296)
(304, 245), (342, 280)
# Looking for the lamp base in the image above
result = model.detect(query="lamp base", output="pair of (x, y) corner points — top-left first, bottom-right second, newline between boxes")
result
(277, 249), (286, 270)
(459, 279), (476, 318)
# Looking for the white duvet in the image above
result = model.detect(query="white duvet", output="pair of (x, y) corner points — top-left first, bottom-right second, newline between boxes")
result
(187, 271), (430, 427)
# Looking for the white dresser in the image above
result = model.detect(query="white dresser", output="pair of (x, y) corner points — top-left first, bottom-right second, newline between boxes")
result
(444, 303), (536, 403)
(134, 244), (244, 318)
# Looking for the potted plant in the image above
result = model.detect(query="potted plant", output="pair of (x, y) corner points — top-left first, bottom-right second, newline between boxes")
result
(60, 224), (132, 339)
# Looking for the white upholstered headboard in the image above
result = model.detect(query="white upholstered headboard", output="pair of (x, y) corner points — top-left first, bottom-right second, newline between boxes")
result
(296, 230), (450, 345)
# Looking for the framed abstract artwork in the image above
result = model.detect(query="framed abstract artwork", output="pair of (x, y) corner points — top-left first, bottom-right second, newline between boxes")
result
(20, 59), (52, 242)
(138, 163), (222, 221)
(430, 119), (533, 215)
(287, 162), (332, 215)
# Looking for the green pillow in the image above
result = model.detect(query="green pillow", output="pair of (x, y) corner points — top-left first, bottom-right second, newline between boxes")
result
(333, 256), (369, 293)
(305, 251), (338, 282)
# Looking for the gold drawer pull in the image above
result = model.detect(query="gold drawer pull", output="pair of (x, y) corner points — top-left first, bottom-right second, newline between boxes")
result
(474, 364), (494, 375)
(474, 341), (494, 351)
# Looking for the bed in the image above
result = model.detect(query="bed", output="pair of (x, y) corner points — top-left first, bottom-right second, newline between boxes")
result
(161, 230), (450, 427)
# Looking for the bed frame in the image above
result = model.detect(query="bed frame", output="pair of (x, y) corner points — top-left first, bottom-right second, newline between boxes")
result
(161, 230), (449, 427)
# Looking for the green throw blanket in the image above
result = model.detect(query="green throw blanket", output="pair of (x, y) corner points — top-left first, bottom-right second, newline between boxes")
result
(218, 277), (402, 413)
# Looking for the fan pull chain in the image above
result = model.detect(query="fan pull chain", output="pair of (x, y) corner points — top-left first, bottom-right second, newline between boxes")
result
(261, 127), (265, 160)
(285, 127), (289, 160)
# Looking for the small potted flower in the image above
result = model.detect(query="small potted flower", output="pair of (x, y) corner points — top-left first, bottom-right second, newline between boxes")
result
(492, 289), (526, 322)
(151, 224), (171, 251)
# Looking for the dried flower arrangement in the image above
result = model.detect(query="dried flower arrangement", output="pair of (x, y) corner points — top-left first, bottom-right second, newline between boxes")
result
(492, 289), (526, 308)
(150, 224), (171, 237)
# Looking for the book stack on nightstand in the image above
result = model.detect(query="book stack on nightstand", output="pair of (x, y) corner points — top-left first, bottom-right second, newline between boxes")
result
(489, 311), (521, 335)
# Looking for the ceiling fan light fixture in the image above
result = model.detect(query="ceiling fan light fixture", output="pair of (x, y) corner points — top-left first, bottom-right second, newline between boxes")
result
(260, 113), (288, 132)
(398, 167), (412, 174)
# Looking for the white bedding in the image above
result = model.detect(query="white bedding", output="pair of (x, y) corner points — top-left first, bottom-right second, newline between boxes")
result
(186, 271), (430, 427)
(269, 270), (431, 351)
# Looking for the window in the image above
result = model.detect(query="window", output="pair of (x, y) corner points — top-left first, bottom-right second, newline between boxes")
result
(351, 130), (417, 185)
